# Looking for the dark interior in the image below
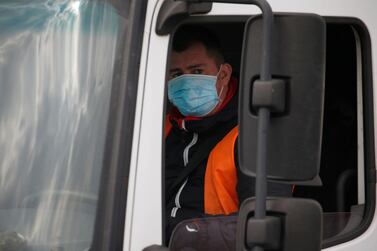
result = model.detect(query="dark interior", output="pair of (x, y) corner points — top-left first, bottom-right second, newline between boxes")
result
(294, 24), (358, 213)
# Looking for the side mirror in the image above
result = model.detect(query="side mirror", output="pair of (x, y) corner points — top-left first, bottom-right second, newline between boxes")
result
(237, 13), (325, 251)
(239, 13), (326, 182)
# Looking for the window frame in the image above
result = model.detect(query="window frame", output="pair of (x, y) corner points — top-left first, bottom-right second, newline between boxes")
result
(321, 17), (376, 248)
(91, 0), (149, 250)
(163, 15), (375, 249)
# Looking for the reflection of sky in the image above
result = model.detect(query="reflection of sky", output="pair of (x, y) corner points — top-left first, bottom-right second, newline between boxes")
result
(0, 0), (119, 247)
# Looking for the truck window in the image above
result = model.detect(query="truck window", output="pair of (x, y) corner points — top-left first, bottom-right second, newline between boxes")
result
(0, 1), (132, 250)
(165, 18), (374, 250)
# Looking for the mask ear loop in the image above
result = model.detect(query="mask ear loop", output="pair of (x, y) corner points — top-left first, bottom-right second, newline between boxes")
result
(216, 64), (223, 79)
(218, 86), (225, 101)
(216, 64), (225, 101)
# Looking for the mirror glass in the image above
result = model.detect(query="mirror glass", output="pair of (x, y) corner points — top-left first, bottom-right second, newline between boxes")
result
(239, 14), (326, 182)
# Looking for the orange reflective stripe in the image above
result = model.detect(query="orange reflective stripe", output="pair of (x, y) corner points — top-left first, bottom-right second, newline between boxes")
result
(204, 126), (239, 215)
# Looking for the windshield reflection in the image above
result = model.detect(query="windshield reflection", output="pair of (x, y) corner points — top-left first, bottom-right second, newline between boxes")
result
(0, 0), (120, 250)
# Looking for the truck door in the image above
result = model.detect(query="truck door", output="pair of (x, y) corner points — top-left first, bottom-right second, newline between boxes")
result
(140, 0), (376, 251)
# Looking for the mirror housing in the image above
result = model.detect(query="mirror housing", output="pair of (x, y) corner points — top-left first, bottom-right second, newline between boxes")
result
(237, 197), (322, 251)
(239, 13), (326, 182)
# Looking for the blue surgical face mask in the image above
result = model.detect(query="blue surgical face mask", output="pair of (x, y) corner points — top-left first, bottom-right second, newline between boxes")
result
(168, 70), (223, 117)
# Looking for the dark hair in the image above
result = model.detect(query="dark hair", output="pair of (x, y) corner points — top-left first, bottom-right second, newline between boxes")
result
(172, 25), (224, 66)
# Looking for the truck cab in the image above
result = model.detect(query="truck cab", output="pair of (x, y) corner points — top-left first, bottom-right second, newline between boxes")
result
(0, 0), (376, 251)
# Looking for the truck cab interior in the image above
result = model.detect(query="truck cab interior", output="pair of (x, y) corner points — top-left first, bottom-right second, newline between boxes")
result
(164, 16), (374, 249)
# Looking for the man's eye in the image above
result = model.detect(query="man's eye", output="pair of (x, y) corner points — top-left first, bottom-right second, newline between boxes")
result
(192, 69), (203, 74)
(170, 72), (182, 79)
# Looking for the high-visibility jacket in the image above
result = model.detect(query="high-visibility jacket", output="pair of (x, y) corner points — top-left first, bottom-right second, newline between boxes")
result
(165, 120), (240, 216)
(204, 126), (239, 215)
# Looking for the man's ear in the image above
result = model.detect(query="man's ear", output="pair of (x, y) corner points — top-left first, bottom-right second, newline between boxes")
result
(219, 63), (233, 85)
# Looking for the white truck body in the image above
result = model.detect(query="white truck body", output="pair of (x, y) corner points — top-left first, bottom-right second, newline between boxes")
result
(126, 0), (377, 250)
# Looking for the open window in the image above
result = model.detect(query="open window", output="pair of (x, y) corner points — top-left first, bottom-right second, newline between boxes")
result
(163, 16), (374, 250)
(294, 18), (375, 247)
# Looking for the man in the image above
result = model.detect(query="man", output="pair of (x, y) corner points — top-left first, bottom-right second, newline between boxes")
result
(165, 25), (291, 240)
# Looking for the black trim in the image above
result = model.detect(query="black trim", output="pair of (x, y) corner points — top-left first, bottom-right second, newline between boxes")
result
(368, 168), (377, 184)
(321, 17), (375, 248)
(91, 0), (148, 250)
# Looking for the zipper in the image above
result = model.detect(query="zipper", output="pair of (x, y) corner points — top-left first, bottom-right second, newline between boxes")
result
(171, 133), (198, 218)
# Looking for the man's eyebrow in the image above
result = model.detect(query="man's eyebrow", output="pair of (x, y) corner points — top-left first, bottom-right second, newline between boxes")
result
(169, 64), (206, 73)
(187, 63), (205, 69)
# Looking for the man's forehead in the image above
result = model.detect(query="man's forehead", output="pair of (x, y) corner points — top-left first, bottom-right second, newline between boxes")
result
(170, 42), (215, 70)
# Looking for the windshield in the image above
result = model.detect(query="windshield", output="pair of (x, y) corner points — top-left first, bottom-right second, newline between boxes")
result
(0, 0), (127, 250)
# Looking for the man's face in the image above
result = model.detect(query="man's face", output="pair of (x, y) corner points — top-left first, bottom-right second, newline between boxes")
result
(169, 42), (232, 116)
